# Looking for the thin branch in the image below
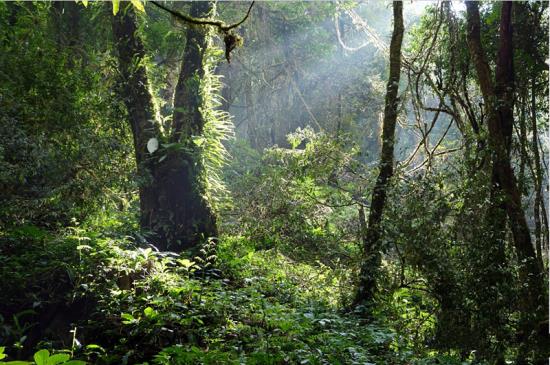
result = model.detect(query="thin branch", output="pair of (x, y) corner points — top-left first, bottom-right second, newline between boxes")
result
(399, 101), (443, 169)
(288, 72), (322, 130)
(404, 146), (463, 176)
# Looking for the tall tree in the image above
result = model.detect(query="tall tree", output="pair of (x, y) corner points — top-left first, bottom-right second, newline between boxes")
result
(354, 1), (403, 310)
(465, 2), (547, 361)
(113, 2), (217, 251)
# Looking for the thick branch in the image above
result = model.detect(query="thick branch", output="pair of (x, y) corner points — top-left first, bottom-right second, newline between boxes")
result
(150, 1), (254, 33)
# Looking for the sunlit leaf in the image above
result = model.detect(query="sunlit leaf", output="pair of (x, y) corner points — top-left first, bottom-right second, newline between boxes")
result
(85, 344), (103, 350)
(144, 307), (158, 318)
(121, 313), (136, 324)
(46, 353), (70, 365)
(130, 0), (145, 12)
(33, 350), (49, 365)
(178, 258), (195, 269)
(112, 0), (120, 15)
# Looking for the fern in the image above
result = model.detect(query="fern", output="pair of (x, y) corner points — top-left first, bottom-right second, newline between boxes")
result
(198, 43), (234, 212)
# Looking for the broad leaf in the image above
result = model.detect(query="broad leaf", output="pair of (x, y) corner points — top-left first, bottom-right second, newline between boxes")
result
(33, 350), (49, 365)
(47, 353), (70, 365)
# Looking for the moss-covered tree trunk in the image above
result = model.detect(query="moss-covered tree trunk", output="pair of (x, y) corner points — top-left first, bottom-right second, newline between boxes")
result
(152, 0), (217, 250)
(112, 6), (160, 237)
(113, 3), (217, 252)
(354, 1), (403, 311)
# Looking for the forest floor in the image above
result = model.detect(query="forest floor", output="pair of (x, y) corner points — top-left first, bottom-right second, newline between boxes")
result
(1, 218), (468, 365)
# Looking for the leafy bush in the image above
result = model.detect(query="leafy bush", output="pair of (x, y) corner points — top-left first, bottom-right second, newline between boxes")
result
(223, 129), (366, 268)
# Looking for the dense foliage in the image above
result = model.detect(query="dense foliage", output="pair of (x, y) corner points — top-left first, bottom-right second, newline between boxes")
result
(0, 1), (548, 364)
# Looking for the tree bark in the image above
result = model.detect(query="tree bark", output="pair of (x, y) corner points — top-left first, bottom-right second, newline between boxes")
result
(354, 1), (403, 310)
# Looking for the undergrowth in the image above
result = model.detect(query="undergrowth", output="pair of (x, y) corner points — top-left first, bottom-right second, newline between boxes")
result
(0, 216), (475, 365)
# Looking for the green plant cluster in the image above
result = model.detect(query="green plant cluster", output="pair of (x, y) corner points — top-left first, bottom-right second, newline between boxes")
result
(1, 216), (475, 364)
(0, 348), (84, 365)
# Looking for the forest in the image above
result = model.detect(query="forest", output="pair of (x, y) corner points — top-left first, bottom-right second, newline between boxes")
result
(0, 0), (548, 364)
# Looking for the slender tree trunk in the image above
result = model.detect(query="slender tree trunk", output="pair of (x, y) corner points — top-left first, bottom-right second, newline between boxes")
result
(113, 3), (217, 251)
(530, 76), (545, 272)
(245, 79), (259, 149)
(489, 12), (515, 362)
(354, 1), (403, 310)
(517, 89), (527, 196)
(465, 2), (547, 361)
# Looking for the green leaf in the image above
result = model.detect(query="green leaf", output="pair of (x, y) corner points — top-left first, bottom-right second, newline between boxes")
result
(143, 307), (157, 318)
(47, 354), (70, 365)
(112, 0), (120, 15)
(178, 258), (195, 269)
(120, 313), (136, 324)
(4, 362), (33, 365)
(0, 346), (6, 360)
(81, 0), (88, 7)
(85, 344), (103, 350)
(34, 350), (50, 365)
(193, 137), (206, 147)
(63, 361), (87, 365)
(130, 0), (145, 12)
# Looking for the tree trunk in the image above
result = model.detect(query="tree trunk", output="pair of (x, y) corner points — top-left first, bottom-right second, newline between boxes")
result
(113, 3), (217, 252)
(112, 5), (160, 233)
(530, 76), (545, 272)
(354, 1), (403, 310)
(244, 77), (260, 149)
(465, 2), (547, 361)
(155, 0), (217, 250)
